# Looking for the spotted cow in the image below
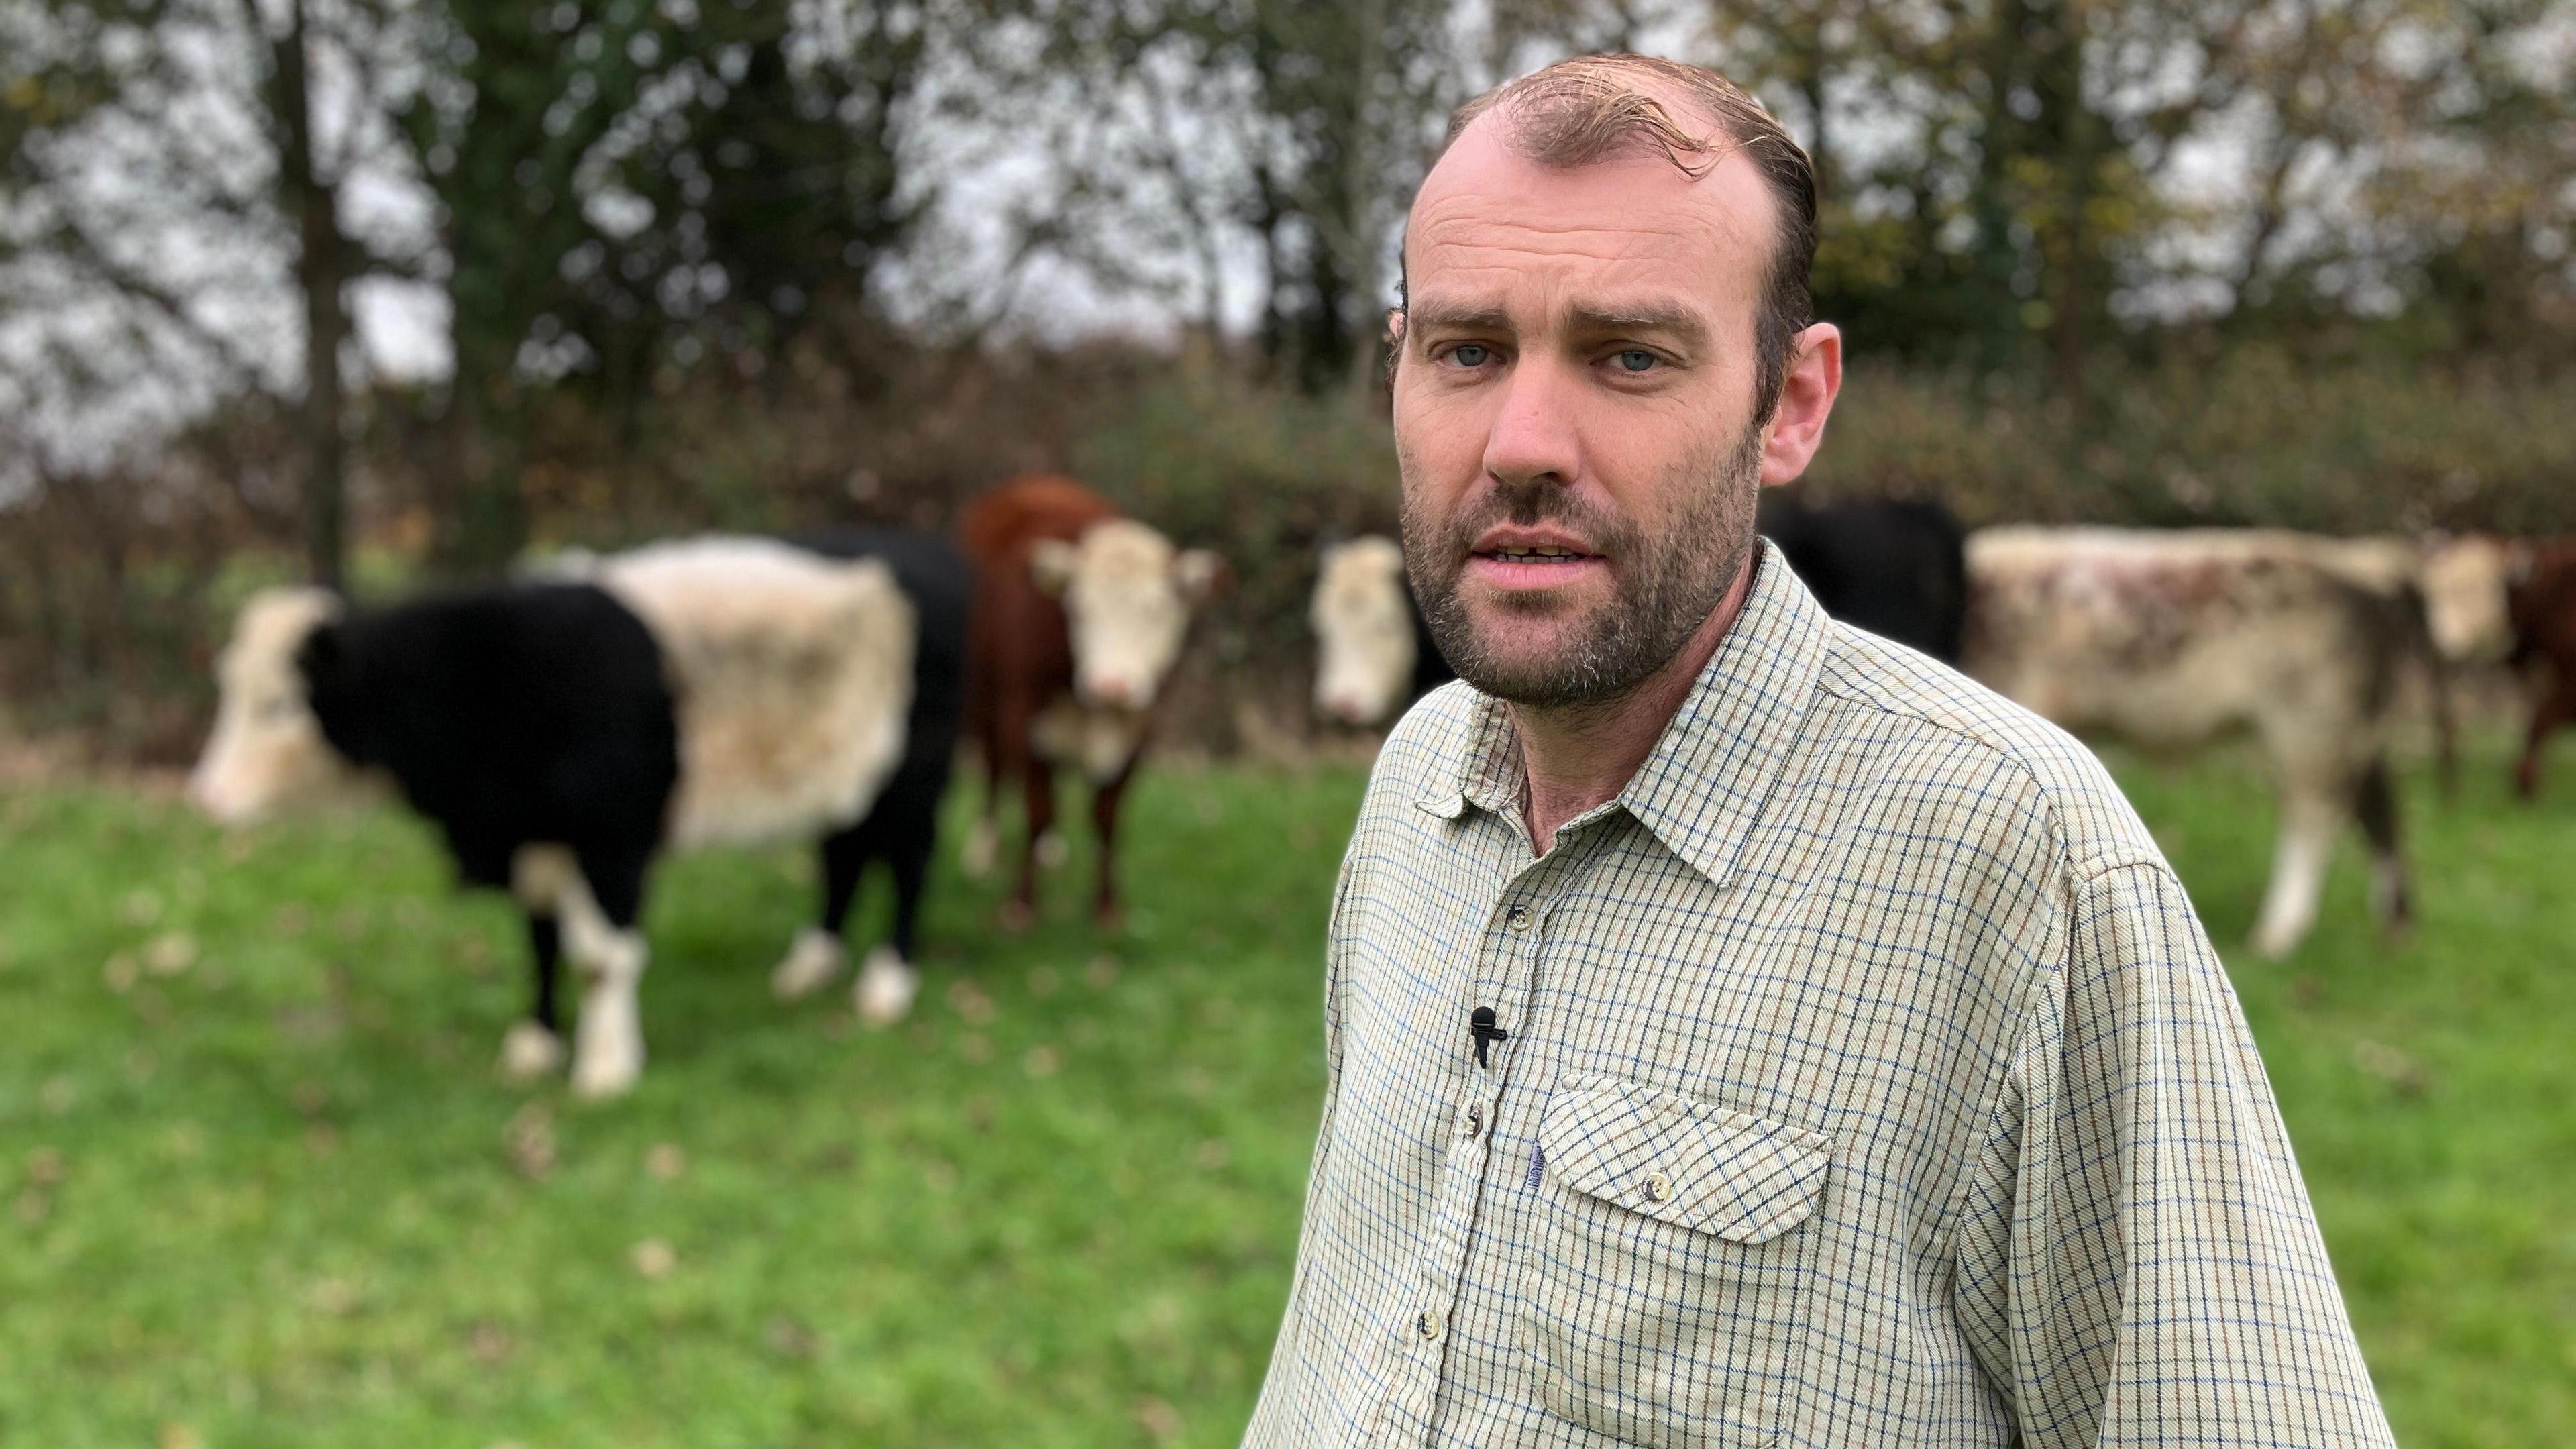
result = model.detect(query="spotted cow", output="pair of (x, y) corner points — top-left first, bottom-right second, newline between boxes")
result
(1964, 527), (2456, 958)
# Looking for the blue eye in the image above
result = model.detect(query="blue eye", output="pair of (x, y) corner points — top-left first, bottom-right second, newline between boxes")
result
(1450, 343), (1491, 368)
(1615, 349), (1658, 372)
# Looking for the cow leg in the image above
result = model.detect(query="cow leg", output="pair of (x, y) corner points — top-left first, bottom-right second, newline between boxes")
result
(961, 747), (1002, 880)
(1089, 758), (1139, 931)
(564, 847), (653, 1099)
(2514, 675), (2573, 800)
(773, 828), (863, 1001)
(2251, 786), (2340, 959)
(855, 809), (933, 1026)
(1006, 748), (1054, 932)
(498, 912), (570, 1081)
(2352, 758), (2410, 938)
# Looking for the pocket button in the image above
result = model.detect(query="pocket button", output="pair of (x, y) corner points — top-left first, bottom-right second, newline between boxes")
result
(1642, 1171), (1673, 1204)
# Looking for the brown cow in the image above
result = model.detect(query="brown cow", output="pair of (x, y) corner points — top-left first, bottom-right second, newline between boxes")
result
(2508, 539), (2576, 798)
(957, 476), (1224, 928)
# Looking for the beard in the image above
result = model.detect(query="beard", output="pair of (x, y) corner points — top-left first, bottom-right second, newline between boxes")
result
(1400, 421), (1764, 709)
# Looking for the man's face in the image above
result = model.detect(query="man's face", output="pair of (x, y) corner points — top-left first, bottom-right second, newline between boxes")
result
(1393, 117), (1791, 707)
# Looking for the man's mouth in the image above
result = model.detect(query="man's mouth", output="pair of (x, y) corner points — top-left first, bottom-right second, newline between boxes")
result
(1477, 544), (1593, 565)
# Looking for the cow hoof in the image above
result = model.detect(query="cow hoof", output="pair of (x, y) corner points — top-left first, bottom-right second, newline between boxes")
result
(2250, 926), (2302, 960)
(1034, 830), (1070, 871)
(771, 928), (847, 1001)
(570, 1052), (641, 1099)
(960, 820), (999, 879)
(855, 947), (920, 1026)
(498, 1020), (566, 1081)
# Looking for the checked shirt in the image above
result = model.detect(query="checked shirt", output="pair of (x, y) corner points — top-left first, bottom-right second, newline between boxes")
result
(1243, 541), (2394, 1448)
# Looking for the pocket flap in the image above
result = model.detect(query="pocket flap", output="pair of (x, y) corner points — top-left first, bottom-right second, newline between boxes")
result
(1538, 1075), (1831, 1244)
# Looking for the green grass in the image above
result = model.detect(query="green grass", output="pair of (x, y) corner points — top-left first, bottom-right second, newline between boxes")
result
(1, 746), (2571, 1447)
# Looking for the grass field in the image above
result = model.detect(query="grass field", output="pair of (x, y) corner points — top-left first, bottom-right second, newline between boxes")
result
(1, 743), (2571, 1448)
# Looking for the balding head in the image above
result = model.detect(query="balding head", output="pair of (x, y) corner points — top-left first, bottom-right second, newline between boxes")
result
(1416, 54), (1817, 422)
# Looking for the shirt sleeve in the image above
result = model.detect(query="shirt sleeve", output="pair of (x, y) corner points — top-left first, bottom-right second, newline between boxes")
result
(1949, 860), (2396, 1448)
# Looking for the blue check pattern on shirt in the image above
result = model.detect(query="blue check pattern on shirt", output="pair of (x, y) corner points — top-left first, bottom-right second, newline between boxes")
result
(1243, 541), (2393, 1448)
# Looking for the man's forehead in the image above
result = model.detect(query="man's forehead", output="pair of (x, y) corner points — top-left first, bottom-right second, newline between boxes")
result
(1405, 122), (1776, 301)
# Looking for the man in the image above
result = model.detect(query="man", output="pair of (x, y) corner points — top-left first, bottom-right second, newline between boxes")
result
(1243, 54), (2393, 1449)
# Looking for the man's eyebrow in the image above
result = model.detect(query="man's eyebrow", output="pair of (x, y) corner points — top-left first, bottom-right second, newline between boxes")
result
(1564, 302), (1709, 343)
(1405, 299), (1513, 333)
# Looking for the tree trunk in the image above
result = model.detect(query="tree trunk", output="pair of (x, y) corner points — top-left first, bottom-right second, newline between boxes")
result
(273, 0), (350, 592)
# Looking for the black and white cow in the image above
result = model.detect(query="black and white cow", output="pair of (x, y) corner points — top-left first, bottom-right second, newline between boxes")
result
(1758, 494), (1970, 663)
(1309, 535), (1455, 729)
(188, 537), (938, 1097)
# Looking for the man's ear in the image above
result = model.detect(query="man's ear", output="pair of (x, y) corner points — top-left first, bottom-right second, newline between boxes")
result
(1759, 322), (1844, 487)
(1175, 549), (1230, 605)
(1028, 537), (1081, 598)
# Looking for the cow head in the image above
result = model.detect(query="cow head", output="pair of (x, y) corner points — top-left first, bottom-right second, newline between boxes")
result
(1310, 536), (1419, 727)
(186, 587), (355, 824)
(2419, 535), (2521, 664)
(1028, 519), (1224, 712)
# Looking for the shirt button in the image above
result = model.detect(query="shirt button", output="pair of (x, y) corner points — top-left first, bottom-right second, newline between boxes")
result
(1505, 904), (1533, 932)
(1459, 1104), (1484, 1139)
(1415, 1309), (1444, 1342)
(1643, 1171), (1674, 1204)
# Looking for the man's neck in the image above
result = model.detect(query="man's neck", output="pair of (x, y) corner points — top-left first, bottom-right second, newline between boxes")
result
(1511, 553), (1759, 855)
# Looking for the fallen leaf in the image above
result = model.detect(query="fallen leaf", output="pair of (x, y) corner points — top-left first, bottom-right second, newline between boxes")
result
(503, 1103), (556, 1180)
(1133, 1396), (1183, 1443)
(631, 1238), (676, 1279)
(645, 1143), (686, 1181)
(144, 932), (197, 977)
(764, 1315), (819, 1360)
(468, 1322), (513, 1366)
(946, 979), (997, 1026)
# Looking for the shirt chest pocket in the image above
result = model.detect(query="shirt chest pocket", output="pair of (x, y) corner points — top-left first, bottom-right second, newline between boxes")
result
(1523, 1074), (1831, 1449)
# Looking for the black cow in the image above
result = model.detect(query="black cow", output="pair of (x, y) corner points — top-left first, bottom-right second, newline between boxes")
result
(189, 537), (929, 1096)
(1758, 494), (1968, 663)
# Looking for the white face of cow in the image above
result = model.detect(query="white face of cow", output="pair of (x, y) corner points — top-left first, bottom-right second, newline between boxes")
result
(1311, 536), (1419, 727)
(186, 588), (352, 825)
(2419, 535), (2518, 664)
(1030, 519), (1222, 712)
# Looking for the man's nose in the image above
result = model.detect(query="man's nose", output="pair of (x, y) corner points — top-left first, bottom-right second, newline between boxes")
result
(1481, 358), (1582, 490)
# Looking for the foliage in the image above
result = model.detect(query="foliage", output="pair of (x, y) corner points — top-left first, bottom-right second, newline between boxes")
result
(2, 747), (2573, 1444)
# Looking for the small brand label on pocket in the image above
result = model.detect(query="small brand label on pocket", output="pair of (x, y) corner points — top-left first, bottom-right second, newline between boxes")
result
(1526, 1142), (1546, 1189)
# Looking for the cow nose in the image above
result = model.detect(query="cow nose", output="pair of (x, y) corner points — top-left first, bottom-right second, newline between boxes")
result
(1091, 677), (1135, 709)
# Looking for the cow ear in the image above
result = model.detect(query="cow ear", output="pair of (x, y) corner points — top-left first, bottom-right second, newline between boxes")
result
(1028, 537), (1081, 597)
(1175, 549), (1230, 604)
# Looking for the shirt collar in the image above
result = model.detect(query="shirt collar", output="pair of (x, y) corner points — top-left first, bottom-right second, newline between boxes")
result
(1441, 538), (1831, 888)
